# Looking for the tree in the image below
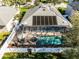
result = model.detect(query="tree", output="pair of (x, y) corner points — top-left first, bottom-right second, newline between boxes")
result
(63, 11), (79, 47)
(34, 0), (40, 6)
(51, 0), (63, 5)
(46, 0), (64, 5)
(2, 0), (31, 6)
(3, 53), (58, 59)
(61, 48), (79, 59)
(33, 53), (57, 59)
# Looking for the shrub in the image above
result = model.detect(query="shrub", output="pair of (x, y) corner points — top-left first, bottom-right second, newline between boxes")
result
(58, 7), (66, 15)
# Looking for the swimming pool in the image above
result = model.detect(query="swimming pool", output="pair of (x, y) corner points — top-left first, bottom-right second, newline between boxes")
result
(36, 36), (63, 45)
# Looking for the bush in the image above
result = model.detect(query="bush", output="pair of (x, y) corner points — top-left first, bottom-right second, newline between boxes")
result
(14, 7), (29, 22)
(3, 53), (57, 59)
(41, 0), (48, 3)
(20, 7), (28, 13)
(58, 7), (66, 15)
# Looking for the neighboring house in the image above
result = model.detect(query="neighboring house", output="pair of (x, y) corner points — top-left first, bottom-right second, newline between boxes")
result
(66, 1), (79, 16)
(0, 6), (19, 31)
(70, 1), (79, 10)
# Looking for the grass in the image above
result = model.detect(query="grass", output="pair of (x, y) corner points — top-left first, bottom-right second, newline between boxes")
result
(3, 53), (30, 59)
(20, 7), (29, 13)
(19, 7), (29, 22)
(2, 53), (17, 59)
(0, 32), (10, 41)
(20, 5), (35, 13)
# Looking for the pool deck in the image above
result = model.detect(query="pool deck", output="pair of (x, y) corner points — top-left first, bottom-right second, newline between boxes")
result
(24, 31), (62, 37)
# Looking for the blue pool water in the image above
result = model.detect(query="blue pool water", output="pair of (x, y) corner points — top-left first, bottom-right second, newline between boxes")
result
(36, 36), (63, 45)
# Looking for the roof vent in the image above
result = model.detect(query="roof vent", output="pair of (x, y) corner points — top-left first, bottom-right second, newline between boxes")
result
(39, 6), (41, 8)
(43, 8), (45, 11)
(42, 6), (46, 11)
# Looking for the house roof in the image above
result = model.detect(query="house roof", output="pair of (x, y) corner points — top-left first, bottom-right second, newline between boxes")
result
(70, 2), (79, 10)
(0, 6), (18, 26)
(21, 4), (72, 28)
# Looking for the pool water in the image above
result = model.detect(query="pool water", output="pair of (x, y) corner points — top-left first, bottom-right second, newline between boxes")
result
(36, 36), (63, 45)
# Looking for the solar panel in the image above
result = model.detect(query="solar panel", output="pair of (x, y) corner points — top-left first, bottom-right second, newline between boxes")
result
(33, 16), (57, 26)
(37, 16), (40, 25)
(33, 16), (36, 25)
(41, 16), (44, 25)
(45, 16), (48, 25)
(53, 16), (57, 25)
(49, 16), (52, 25)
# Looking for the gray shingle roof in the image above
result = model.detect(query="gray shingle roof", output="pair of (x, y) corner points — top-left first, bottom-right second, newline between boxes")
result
(70, 2), (79, 10)
(21, 4), (72, 28)
(0, 6), (18, 25)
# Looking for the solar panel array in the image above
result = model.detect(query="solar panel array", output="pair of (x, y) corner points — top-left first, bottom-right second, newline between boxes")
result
(33, 16), (57, 26)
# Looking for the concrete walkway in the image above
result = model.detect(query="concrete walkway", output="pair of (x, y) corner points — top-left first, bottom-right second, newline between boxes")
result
(5, 48), (70, 53)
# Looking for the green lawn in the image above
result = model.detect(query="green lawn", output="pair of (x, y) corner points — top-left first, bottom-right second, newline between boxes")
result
(0, 34), (5, 41)
(0, 32), (10, 41)
(2, 53), (17, 59)
(20, 7), (29, 13)
(3, 53), (31, 59)
(20, 5), (35, 13)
